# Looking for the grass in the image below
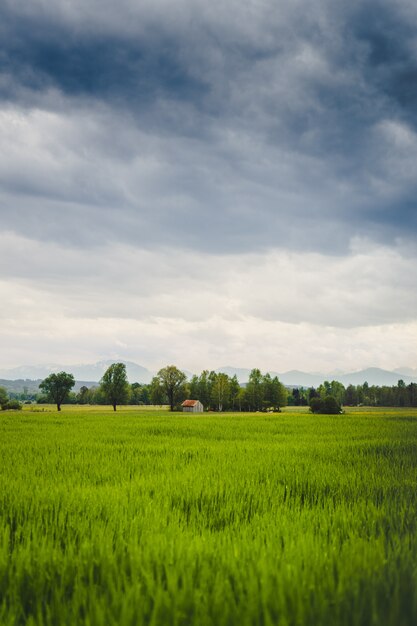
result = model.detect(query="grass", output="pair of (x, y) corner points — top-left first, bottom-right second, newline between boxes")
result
(0, 407), (416, 625)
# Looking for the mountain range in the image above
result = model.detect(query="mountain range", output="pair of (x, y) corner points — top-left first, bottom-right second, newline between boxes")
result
(0, 361), (416, 388)
(216, 366), (417, 387)
(0, 360), (154, 385)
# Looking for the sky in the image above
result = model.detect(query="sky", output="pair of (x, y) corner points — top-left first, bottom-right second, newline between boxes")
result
(1, 0), (417, 374)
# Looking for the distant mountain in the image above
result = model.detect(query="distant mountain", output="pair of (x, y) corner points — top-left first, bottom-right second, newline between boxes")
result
(278, 370), (328, 387)
(0, 360), (154, 384)
(394, 366), (417, 378)
(0, 379), (43, 394)
(216, 366), (253, 381)
(217, 367), (330, 386)
(217, 366), (417, 387)
(216, 367), (323, 386)
(337, 368), (416, 387)
(0, 364), (61, 380)
(0, 379), (98, 394)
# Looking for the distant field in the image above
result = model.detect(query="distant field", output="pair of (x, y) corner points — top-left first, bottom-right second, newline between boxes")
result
(0, 408), (416, 625)
(23, 403), (171, 412)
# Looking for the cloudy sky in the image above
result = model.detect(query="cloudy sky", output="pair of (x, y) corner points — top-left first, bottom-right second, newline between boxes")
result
(1, 0), (417, 374)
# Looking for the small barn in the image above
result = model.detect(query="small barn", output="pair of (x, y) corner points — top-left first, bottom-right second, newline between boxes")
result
(181, 399), (204, 413)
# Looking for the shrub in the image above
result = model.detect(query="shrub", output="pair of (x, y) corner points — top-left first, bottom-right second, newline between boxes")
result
(1, 400), (22, 411)
(309, 397), (322, 413)
(309, 395), (342, 414)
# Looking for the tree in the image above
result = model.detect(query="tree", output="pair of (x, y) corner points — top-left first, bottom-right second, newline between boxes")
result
(198, 370), (212, 409)
(329, 380), (345, 405)
(77, 385), (90, 404)
(211, 373), (230, 411)
(39, 372), (75, 411)
(100, 363), (130, 411)
(246, 368), (263, 411)
(150, 377), (167, 405)
(130, 382), (146, 405)
(140, 384), (151, 405)
(154, 365), (187, 411)
(318, 381), (332, 398)
(271, 376), (288, 411)
(262, 373), (274, 408)
(317, 380), (345, 405)
(229, 375), (241, 410)
(396, 379), (407, 407)
(236, 386), (246, 411)
(344, 385), (356, 406)
(0, 386), (9, 409)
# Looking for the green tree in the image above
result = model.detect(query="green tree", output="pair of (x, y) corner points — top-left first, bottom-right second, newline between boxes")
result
(318, 381), (332, 398)
(271, 376), (287, 411)
(408, 383), (417, 407)
(330, 380), (345, 405)
(318, 380), (345, 405)
(262, 373), (274, 408)
(154, 365), (187, 411)
(229, 375), (241, 410)
(77, 385), (90, 404)
(207, 371), (218, 410)
(246, 368), (263, 411)
(130, 383), (143, 405)
(345, 384), (358, 406)
(198, 371), (212, 409)
(100, 363), (130, 411)
(211, 373), (230, 411)
(149, 377), (167, 405)
(39, 372), (75, 411)
(189, 375), (200, 399)
(89, 385), (107, 405)
(396, 380), (407, 407)
(0, 386), (9, 409)
(140, 385), (151, 405)
(236, 386), (247, 411)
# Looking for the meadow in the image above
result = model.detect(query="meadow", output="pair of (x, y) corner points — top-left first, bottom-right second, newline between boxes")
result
(0, 406), (416, 626)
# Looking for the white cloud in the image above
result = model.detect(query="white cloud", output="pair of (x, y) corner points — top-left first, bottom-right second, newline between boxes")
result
(1, 306), (416, 374)
(0, 231), (416, 371)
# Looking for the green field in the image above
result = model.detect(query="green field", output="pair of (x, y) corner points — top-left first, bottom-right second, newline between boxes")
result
(1, 407), (416, 626)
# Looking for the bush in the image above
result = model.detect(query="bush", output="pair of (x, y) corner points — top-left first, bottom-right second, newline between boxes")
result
(322, 396), (342, 414)
(309, 396), (342, 414)
(1, 400), (22, 411)
(309, 397), (321, 413)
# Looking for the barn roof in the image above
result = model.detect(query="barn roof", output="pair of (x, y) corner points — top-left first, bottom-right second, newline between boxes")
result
(181, 399), (200, 407)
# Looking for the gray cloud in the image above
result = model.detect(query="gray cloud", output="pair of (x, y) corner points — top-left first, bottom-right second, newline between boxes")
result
(0, 0), (417, 254)
(1, 1), (417, 371)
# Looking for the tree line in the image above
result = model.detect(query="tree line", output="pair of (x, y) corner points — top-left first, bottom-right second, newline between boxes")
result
(287, 379), (417, 410)
(2, 363), (417, 411)
(33, 365), (288, 412)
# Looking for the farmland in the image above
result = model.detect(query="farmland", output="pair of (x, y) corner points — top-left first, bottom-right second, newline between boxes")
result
(0, 407), (416, 626)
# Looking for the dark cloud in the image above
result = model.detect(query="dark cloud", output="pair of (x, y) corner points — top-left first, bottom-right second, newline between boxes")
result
(0, 0), (417, 255)
(0, 7), (208, 107)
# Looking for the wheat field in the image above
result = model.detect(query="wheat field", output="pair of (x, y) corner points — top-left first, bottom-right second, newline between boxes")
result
(0, 407), (416, 625)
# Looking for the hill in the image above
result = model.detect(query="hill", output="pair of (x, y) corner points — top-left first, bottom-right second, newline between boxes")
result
(0, 360), (153, 384)
(217, 366), (417, 387)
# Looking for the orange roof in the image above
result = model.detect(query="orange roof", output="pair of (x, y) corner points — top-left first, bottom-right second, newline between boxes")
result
(181, 399), (200, 407)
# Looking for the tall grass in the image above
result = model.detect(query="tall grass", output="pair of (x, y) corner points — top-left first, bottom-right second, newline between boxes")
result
(0, 408), (416, 625)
